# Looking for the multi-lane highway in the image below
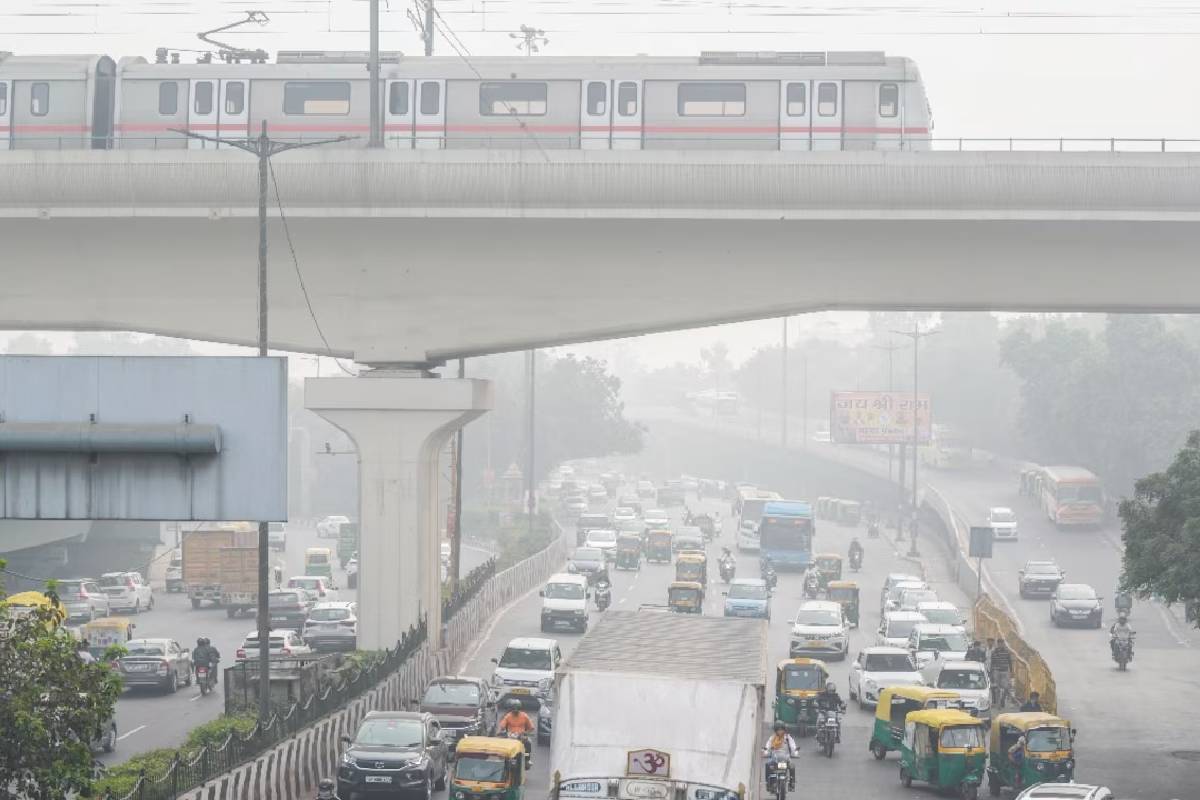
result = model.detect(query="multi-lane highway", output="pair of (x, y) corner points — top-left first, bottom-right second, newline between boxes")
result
(99, 525), (491, 766)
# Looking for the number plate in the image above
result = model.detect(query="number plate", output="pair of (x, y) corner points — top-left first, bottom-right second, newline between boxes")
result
(125, 663), (152, 672)
(365, 776), (392, 784)
(270, 616), (288, 623)
(509, 688), (531, 695)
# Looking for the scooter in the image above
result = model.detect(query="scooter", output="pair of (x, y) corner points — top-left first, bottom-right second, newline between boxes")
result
(594, 581), (612, 612)
(760, 561), (778, 591)
(803, 571), (820, 600)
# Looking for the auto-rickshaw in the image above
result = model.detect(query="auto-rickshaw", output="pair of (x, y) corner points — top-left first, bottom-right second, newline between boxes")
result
(675, 552), (708, 587)
(1, 590), (67, 634)
(827, 580), (860, 628)
(839, 500), (862, 526)
(986, 712), (1075, 796)
(615, 533), (642, 570)
(646, 529), (673, 563)
(304, 547), (335, 585)
(898, 709), (986, 800)
(81, 617), (135, 659)
(773, 658), (830, 737)
(452, 736), (525, 800)
(814, 553), (843, 589)
(869, 686), (963, 759)
(668, 581), (703, 613)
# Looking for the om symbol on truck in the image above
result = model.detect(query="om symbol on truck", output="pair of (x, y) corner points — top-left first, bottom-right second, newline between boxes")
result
(627, 749), (671, 777)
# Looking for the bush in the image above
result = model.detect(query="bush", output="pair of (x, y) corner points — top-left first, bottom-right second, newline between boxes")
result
(185, 714), (257, 751)
(95, 748), (179, 797)
(495, 512), (554, 569)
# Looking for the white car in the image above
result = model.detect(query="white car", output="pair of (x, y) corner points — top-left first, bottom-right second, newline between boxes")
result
(612, 506), (638, 525)
(165, 550), (184, 593)
(642, 509), (670, 528)
(884, 580), (929, 612)
(267, 523), (287, 549)
(58, 578), (112, 622)
(789, 600), (849, 660)
(987, 506), (1019, 541)
(906, 623), (970, 667)
(539, 573), (590, 633)
(636, 480), (656, 499)
(287, 575), (338, 603)
(563, 496), (588, 515)
(316, 515), (350, 538)
(848, 646), (923, 709)
(736, 521), (760, 552)
(921, 659), (991, 715)
(303, 601), (358, 652)
(897, 587), (940, 613)
(584, 528), (619, 561)
(491, 637), (562, 708)
(876, 610), (929, 648)
(880, 573), (923, 609)
(98, 571), (154, 614)
(1014, 785), (1113, 800)
(236, 629), (311, 660)
(916, 601), (965, 627)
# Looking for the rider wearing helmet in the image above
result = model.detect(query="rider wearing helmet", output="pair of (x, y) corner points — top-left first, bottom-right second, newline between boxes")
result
(847, 537), (864, 564)
(1110, 613), (1135, 661)
(815, 680), (846, 714)
(760, 721), (798, 789)
(496, 699), (535, 764)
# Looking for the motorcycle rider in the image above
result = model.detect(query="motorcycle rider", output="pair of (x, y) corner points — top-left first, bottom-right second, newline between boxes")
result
(496, 699), (535, 766)
(1110, 614), (1135, 662)
(761, 722), (798, 790)
(594, 579), (612, 611)
(760, 559), (778, 590)
(192, 637), (216, 686)
(847, 537), (864, 569)
(719, 548), (736, 581)
(816, 680), (846, 714)
(803, 569), (820, 599)
(1020, 691), (1043, 713)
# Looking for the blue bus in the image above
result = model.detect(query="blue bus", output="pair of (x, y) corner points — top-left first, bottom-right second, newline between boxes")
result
(759, 500), (815, 570)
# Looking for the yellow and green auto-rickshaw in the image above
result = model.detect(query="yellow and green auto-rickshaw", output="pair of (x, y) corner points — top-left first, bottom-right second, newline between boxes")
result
(453, 737), (525, 800)
(814, 553), (843, 589)
(668, 581), (704, 614)
(615, 533), (642, 571)
(898, 709), (987, 800)
(81, 617), (136, 659)
(646, 529), (673, 563)
(773, 658), (830, 737)
(675, 552), (708, 587)
(1, 590), (67, 634)
(987, 713), (1076, 796)
(869, 686), (963, 759)
(827, 580), (860, 628)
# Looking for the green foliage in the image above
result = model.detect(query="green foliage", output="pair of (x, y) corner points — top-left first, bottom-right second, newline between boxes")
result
(184, 714), (258, 750)
(494, 512), (555, 569)
(1119, 430), (1200, 626)
(95, 748), (180, 797)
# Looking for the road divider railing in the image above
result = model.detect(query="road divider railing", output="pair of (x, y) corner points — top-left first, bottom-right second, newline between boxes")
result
(101, 519), (570, 800)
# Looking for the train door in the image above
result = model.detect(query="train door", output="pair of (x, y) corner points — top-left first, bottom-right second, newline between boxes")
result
(842, 81), (878, 151)
(219, 80), (249, 142)
(384, 79), (414, 149)
(0, 80), (9, 151)
(875, 81), (902, 151)
(188, 80), (216, 148)
(779, 80), (810, 151)
(811, 80), (842, 151)
(612, 80), (641, 150)
(580, 80), (610, 150)
(414, 79), (445, 149)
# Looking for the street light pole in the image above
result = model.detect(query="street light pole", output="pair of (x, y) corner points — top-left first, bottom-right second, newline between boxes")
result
(781, 317), (788, 449)
(891, 322), (939, 557)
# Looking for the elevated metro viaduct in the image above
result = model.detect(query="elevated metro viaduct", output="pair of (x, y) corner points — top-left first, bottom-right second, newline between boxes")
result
(2, 147), (1199, 647)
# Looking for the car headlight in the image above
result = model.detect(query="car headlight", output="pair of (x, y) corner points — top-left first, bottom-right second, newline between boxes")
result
(342, 753), (357, 767)
(864, 679), (877, 691)
(455, 792), (467, 800)
(538, 677), (553, 690)
(567, 563), (578, 572)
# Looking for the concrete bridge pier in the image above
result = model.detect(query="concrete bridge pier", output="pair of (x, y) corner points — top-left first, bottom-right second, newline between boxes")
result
(305, 373), (492, 650)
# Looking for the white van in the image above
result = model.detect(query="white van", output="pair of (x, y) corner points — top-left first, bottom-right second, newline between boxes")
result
(539, 573), (590, 633)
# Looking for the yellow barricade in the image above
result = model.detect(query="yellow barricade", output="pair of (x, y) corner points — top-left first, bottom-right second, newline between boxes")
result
(973, 594), (1058, 714)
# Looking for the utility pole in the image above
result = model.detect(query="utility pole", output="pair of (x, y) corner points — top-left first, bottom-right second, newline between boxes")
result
(176, 122), (350, 721)
(781, 317), (788, 449)
(892, 322), (939, 557)
(450, 358), (465, 590)
(526, 350), (537, 540)
(424, 1), (435, 56)
(801, 354), (808, 449)
(369, 0), (382, 147)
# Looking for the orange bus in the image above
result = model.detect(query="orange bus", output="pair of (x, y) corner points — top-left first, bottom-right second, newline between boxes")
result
(1035, 466), (1105, 528)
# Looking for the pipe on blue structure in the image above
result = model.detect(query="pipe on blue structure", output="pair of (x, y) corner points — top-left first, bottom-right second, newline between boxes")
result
(0, 422), (221, 454)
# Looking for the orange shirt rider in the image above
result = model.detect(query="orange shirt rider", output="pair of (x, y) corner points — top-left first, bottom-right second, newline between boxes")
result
(497, 708), (535, 736)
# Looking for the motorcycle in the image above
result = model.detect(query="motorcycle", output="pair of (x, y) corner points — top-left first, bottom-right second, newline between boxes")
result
(848, 550), (862, 572)
(197, 665), (213, 696)
(1112, 634), (1135, 671)
(719, 556), (736, 584)
(594, 581), (612, 612)
(765, 758), (791, 800)
(505, 730), (533, 769)
(803, 571), (820, 600)
(316, 777), (340, 800)
(867, 520), (880, 539)
(760, 561), (778, 591)
(815, 709), (841, 758)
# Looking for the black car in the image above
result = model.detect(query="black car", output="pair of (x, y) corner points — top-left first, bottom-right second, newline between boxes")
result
(1050, 583), (1103, 628)
(567, 547), (608, 585)
(338, 711), (449, 799)
(417, 677), (497, 752)
(264, 589), (311, 629)
(1018, 561), (1065, 598)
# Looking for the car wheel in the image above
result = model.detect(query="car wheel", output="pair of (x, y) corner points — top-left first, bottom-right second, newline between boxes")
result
(167, 670), (179, 694)
(148, 596), (154, 610)
(870, 740), (886, 761)
(422, 773), (433, 800)
(132, 601), (141, 615)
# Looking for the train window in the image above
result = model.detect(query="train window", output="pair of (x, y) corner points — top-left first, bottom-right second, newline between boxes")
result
(678, 83), (746, 116)
(817, 82), (838, 117)
(158, 81), (178, 115)
(586, 82), (607, 116)
(419, 82), (441, 116)
(879, 83), (899, 118)
(480, 82), (547, 116)
(786, 83), (807, 116)
(284, 81), (351, 115)
(225, 82), (245, 114)
(30, 82), (49, 117)
(194, 81), (213, 115)
(617, 82), (638, 117)
(389, 83), (409, 115)
(0, 83), (7, 115)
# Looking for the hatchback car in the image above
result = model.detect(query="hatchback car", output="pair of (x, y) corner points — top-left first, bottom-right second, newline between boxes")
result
(1014, 784), (1113, 800)
(789, 600), (849, 660)
(906, 623), (970, 667)
(418, 676), (496, 749)
(1050, 584), (1103, 628)
(1019, 561), (1066, 598)
(287, 575), (338, 603)
(915, 601), (964, 628)
(848, 646), (922, 709)
(336, 710), (449, 799)
(566, 547), (608, 585)
(877, 610), (929, 648)
(584, 528), (619, 561)
(723, 578), (771, 620)
(897, 587), (940, 613)
(884, 580), (929, 613)
(236, 629), (311, 660)
(303, 601), (359, 651)
(642, 509), (670, 529)
(98, 571), (154, 614)
(118, 638), (192, 693)
(57, 578), (111, 622)
(612, 507), (638, 525)
(265, 589), (313, 629)
(987, 506), (1019, 540)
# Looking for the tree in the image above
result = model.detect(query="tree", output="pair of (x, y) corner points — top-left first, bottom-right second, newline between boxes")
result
(1119, 431), (1200, 627)
(0, 577), (124, 798)
(535, 354), (644, 471)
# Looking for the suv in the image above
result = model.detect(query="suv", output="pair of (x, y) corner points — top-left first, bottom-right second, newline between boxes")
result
(303, 601), (358, 651)
(236, 629), (310, 660)
(98, 572), (154, 614)
(265, 589), (312, 629)
(58, 579), (111, 622)
(287, 575), (338, 603)
(539, 573), (590, 632)
(789, 600), (849, 660)
(418, 676), (496, 749)
(491, 637), (561, 710)
(921, 659), (991, 715)
(336, 711), (448, 799)
(1018, 561), (1066, 598)
(906, 623), (970, 667)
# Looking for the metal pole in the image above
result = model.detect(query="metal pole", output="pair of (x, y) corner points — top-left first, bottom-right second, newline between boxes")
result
(368, 0), (382, 147)
(255, 120), (271, 721)
(801, 354), (808, 449)
(450, 358), (465, 589)
(781, 317), (788, 448)
(527, 350), (536, 539)
(424, 0), (435, 57)
(909, 323), (921, 557)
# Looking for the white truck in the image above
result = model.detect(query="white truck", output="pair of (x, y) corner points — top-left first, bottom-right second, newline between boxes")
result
(550, 610), (767, 800)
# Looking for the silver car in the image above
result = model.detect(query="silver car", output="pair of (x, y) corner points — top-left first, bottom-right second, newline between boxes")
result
(302, 601), (358, 652)
(118, 638), (193, 693)
(57, 578), (111, 622)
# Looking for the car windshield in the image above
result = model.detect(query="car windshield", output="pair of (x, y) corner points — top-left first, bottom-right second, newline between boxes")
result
(124, 642), (164, 657)
(98, 575), (124, 588)
(307, 553), (329, 565)
(728, 583), (769, 600)
(308, 607), (350, 621)
(795, 609), (840, 626)
(783, 666), (824, 691)
(865, 653), (916, 672)
(937, 668), (988, 690)
(990, 510), (1015, 523)
(269, 592), (302, 607)
(919, 632), (969, 651)
(901, 591), (938, 607)
(544, 582), (585, 600)
(920, 608), (961, 625)
(572, 549), (601, 562)
(587, 531), (616, 544)
(940, 725), (984, 749)
(422, 682), (480, 707)
(1057, 586), (1096, 600)
(498, 647), (551, 670)
(1026, 726), (1072, 752)
(455, 755), (508, 782)
(886, 619), (920, 638)
(354, 718), (423, 748)
(1026, 563), (1059, 575)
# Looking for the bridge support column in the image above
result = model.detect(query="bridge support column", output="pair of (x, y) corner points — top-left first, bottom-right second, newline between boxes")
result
(305, 374), (492, 650)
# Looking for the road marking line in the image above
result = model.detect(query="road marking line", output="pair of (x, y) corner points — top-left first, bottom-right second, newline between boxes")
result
(116, 725), (147, 741)
(1153, 600), (1191, 648)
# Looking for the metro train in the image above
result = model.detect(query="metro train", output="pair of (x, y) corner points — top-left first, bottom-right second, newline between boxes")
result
(0, 50), (931, 151)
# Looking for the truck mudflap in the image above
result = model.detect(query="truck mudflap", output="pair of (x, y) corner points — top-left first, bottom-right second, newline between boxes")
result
(554, 777), (744, 800)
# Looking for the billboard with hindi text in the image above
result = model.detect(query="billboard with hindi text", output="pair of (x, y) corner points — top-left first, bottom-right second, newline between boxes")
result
(830, 391), (932, 445)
